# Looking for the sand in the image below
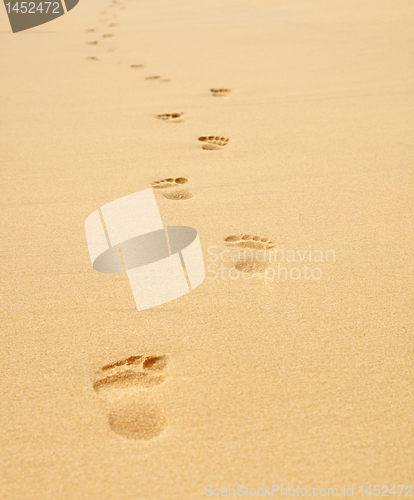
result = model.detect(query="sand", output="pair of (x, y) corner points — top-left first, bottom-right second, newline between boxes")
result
(0, 0), (413, 498)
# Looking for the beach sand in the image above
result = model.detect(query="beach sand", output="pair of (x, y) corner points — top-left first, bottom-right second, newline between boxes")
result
(0, 0), (413, 498)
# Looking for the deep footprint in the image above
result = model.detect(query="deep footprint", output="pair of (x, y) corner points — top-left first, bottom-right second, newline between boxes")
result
(224, 234), (276, 250)
(156, 113), (184, 123)
(198, 136), (229, 150)
(210, 88), (232, 97)
(93, 355), (168, 393)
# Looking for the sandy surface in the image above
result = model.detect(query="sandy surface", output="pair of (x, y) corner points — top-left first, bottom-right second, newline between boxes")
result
(1, 0), (413, 498)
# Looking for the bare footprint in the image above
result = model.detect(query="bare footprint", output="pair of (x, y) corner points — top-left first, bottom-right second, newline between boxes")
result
(130, 64), (145, 69)
(102, 33), (114, 38)
(152, 177), (188, 189)
(163, 192), (193, 200)
(198, 136), (229, 150)
(93, 354), (168, 393)
(145, 75), (161, 80)
(152, 177), (193, 200)
(156, 113), (184, 123)
(85, 56), (100, 61)
(235, 258), (269, 274)
(210, 88), (232, 97)
(86, 28), (96, 32)
(224, 234), (276, 250)
(87, 41), (99, 45)
(93, 355), (168, 440)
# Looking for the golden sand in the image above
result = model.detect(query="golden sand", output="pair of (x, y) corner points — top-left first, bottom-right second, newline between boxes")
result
(0, 0), (413, 498)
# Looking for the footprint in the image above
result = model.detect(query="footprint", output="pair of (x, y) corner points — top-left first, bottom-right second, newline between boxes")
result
(145, 75), (161, 80)
(163, 192), (193, 200)
(87, 41), (99, 45)
(156, 113), (184, 123)
(86, 28), (96, 32)
(108, 399), (166, 440)
(224, 234), (276, 250)
(130, 64), (145, 69)
(198, 136), (229, 150)
(109, 22), (118, 27)
(93, 354), (168, 393)
(102, 33), (114, 38)
(235, 258), (269, 274)
(152, 177), (189, 189)
(210, 88), (232, 97)
(85, 56), (100, 61)
(152, 177), (193, 200)
(93, 355), (168, 440)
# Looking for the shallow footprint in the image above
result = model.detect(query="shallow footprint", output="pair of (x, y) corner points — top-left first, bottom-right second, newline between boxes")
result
(87, 41), (99, 45)
(86, 28), (95, 32)
(145, 75), (160, 80)
(85, 56), (100, 61)
(94, 355), (168, 440)
(152, 177), (189, 189)
(235, 258), (269, 274)
(210, 88), (232, 97)
(102, 33), (114, 38)
(130, 64), (145, 69)
(163, 192), (193, 201)
(93, 354), (168, 393)
(224, 234), (276, 250)
(108, 399), (166, 440)
(198, 136), (229, 150)
(156, 113), (184, 123)
(152, 177), (193, 200)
